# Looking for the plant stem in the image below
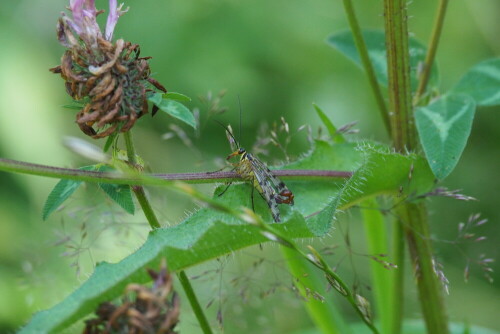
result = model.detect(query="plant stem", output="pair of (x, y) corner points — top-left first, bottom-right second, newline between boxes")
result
(133, 186), (161, 229)
(361, 199), (392, 334)
(282, 247), (347, 334)
(123, 132), (160, 229)
(384, 0), (415, 151)
(402, 203), (449, 334)
(390, 210), (405, 334)
(414, 0), (449, 105)
(123, 132), (213, 334)
(0, 157), (352, 184)
(383, 1), (449, 332)
(123, 130), (138, 165)
(177, 271), (214, 334)
(341, 0), (391, 135)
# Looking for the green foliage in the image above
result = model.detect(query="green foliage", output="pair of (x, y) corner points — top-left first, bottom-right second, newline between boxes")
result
(313, 103), (344, 143)
(347, 320), (500, 334)
(42, 165), (135, 220)
(148, 92), (196, 128)
(96, 165), (135, 215)
(23, 140), (435, 333)
(164, 91), (192, 102)
(42, 166), (96, 220)
(415, 94), (476, 180)
(327, 29), (439, 92)
(451, 58), (500, 107)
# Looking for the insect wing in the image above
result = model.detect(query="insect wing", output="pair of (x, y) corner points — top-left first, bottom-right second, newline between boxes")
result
(248, 155), (294, 205)
(251, 164), (282, 222)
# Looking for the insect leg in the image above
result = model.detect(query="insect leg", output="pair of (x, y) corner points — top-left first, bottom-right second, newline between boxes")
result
(251, 177), (255, 212)
(217, 182), (233, 197)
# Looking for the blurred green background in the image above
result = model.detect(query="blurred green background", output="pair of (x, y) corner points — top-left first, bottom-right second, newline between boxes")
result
(0, 0), (499, 332)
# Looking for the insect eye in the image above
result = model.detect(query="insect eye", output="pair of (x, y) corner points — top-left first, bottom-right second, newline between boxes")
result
(239, 148), (246, 154)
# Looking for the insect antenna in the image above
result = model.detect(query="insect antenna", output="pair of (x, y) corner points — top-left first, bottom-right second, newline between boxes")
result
(238, 95), (242, 146)
(214, 119), (239, 149)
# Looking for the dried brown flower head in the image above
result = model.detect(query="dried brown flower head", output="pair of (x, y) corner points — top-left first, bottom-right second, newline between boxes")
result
(83, 260), (180, 334)
(51, 1), (166, 138)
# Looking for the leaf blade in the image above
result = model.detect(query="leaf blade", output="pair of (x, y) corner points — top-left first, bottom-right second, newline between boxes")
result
(313, 103), (343, 143)
(451, 57), (500, 106)
(415, 94), (476, 180)
(97, 165), (135, 215)
(327, 29), (439, 92)
(42, 166), (97, 220)
(148, 93), (196, 128)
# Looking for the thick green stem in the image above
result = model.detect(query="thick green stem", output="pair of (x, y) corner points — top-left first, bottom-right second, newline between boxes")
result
(402, 203), (448, 334)
(177, 271), (214, 334)
(390, 209), (405, 334)
(384, 0), (415, 151)
(122, 132), (213, 334)
(341, 0), (391, 134)
(384, 1), (449, 332)
(414, 0), (449, 105)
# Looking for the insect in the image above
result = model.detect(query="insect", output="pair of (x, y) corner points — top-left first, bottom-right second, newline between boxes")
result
(216, 122), (294, 222)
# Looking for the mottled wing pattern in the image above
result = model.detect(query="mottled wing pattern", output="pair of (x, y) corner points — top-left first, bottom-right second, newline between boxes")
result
(246, 153), (293, 222)
(247, 154), (294, 205)
(250, 161), (282, 222)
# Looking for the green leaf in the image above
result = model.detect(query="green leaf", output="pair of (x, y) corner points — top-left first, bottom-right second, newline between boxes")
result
(23, 141), (435, 333)
(148, 93), (196, 128)
(148, 92), (163, 105)
(313, 103), (343, 143)
(42, 166), (97, 220)
(415, 94), (476, 180)
(348, 320), (500, 334)
(327, 29), (439, 91)
(97, 165), (135, 215)
(164, 92), (192, 102)
(103, 132), (118, 153)
(451, 57), (500, 106)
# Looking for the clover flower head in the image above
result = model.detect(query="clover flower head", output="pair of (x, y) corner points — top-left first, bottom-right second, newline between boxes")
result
(51, 1), (166, 138)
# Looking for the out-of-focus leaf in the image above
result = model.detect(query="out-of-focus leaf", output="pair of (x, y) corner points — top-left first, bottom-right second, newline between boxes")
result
(42, 166), (97, 220)
(313, 103), (343, 143)
(164, 92), (192, 102)
(103, 132), (118, 153)
(348, 320), (500, 334)
(148, 93), (196, 128)
(97, 165), (135, 215)
(327, 29), (439, 91)
(451, 58), (500, 106)
(415, 94), (475, 180)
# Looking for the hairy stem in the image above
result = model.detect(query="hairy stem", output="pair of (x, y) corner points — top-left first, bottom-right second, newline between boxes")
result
(341, 0), (390, 134)
(383, 0), (449, 333)
(414, 0), (449, 105)
(123, 132), (213, 334)
(384, 0), (415, 151)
